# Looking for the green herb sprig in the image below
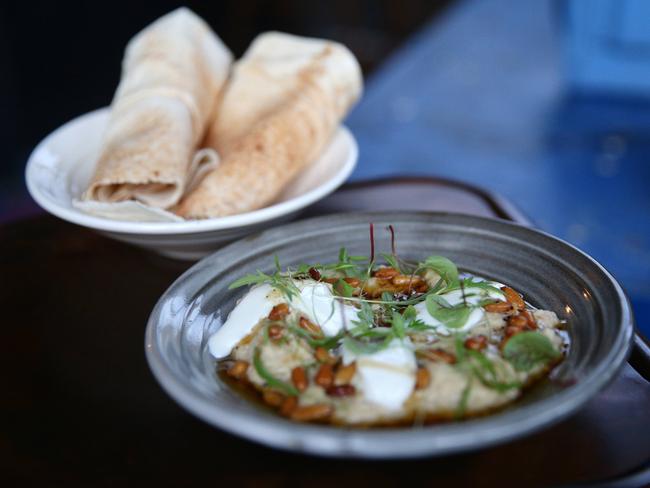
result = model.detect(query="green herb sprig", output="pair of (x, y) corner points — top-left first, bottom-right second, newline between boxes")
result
(503, 331), (561, 372)
(253, 348), (299, 396)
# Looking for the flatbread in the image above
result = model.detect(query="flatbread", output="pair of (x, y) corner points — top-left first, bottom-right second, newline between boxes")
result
(84, 8), (232, 208)
(175, 32), (362, 218)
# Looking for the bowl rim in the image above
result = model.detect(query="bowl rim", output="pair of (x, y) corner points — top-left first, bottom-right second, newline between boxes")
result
(25, 108), (358, 235)
(144, 211), (634, 458)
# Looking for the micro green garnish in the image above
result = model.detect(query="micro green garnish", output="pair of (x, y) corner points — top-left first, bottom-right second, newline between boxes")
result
(345, 301), (428, 353)
(454, 334), (468, 363)
(348, 301), (393, 341)
(292, 263), (314, 275)
(334, 286), (441, 308)
(326, 247), (367, 278)
(262, 323), (270, 344)
(503, 331), (561, 372)
(253, 348), (298, 396)
(381, 291), (394, 303)
(350, 301), (375, 330)
(288, 326), (342, 350)
(455, 378), (472, 419)
(425, 295), (472, 329)
(421, 255), (459, 291)
(228, 268), (301, 302)
(343, 334), (394, 355)
(390, 311), (406, 340)
(405, 320), (436, 332)
(466, 350), (521, 392)
(335, 279), (355, 298)
(454, 334), (521, 393)
(447, 277), (504, 297)
(381, 253), (401, 273)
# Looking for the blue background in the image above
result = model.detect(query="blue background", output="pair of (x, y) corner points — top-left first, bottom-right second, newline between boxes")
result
(346, 0), (650, 335)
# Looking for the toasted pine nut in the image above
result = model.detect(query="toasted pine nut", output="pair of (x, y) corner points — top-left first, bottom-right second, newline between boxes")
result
(415, 367), (430, 389)
(262, 388), (284, 407)
(343, 277), (361, 287)
(392, 274), (424, 287)
(268, 325), (284, 341)
(291, 366), (308, 392)
(508, 314), (527, 328)
(323, 277), (339, 284)
(520, 309), (538, 329)
(268, 303), (290, 321)
(505, 324), (525, 338)
(315, 363), (334, 388)
(334, 362), (356, 385)
(299, 317), (322, 336)
(464, 335), (488, 351)
(279, 396), (298, 416)
(502, 286), (525, 310)
(484, 301), (512, 313)
(290, 404), (333, 422)
(308, 267), (321, 280)
(227, 360), (248, 379)
(373, 267), (399, 279)
(326, 385), (356, 397)
(419, 348), (456, 364)
(314, 346), (332, 363)
(415, 282), (429, 293)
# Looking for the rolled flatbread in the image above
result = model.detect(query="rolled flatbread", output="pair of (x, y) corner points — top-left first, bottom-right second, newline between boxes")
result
(174, 32), (362, 218)
(84, 8), (232, 208)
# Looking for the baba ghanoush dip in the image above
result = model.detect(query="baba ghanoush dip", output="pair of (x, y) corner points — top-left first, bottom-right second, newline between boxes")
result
(209, 232), (567, 426)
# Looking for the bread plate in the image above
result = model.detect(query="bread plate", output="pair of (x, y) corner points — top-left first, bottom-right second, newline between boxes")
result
(25, 108), (357, 260)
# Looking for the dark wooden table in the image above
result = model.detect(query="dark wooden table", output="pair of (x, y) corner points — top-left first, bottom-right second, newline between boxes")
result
(2, 179), (649, 487)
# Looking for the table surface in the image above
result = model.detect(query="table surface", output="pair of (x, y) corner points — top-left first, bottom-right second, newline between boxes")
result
(2, 179), (649, 487)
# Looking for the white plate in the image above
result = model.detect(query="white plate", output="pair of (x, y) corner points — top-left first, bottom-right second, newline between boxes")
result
(25, 108), (358, 259)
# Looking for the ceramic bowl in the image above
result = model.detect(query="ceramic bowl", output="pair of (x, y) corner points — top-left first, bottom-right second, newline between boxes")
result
(144, 211), (634, 458)
(25, 108), (358, 260)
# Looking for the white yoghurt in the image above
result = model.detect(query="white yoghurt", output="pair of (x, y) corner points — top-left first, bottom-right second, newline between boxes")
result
(208, 279), (358, 359)
(343, 338), (417, 410)
(291, 280), (358, 336)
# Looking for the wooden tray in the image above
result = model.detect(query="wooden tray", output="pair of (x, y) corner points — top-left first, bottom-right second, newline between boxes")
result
(1, 177), (648, 487)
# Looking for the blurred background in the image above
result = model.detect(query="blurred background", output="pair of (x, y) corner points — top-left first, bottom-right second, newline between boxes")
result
(1, 0), (649, 334)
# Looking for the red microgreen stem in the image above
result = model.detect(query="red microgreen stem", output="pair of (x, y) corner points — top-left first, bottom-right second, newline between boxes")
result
(388, 225), (396, 256)
(369, 222), (375, 263)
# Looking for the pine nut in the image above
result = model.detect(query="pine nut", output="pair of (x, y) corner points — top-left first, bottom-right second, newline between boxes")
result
(279, 396), (298, 416)
(314, 346), (331, 363)
(290, 404), (333, 421)
(334, 362), (356, 385)
(268, 325), (284, 341)
(343, 277), (361, 287)
(262, 388), (284, 407)
(373, 267), (399, 279)
(420, 348), (456, 364)
(502, 286), (525, 310)
(315, 363), (334, 388)
(326, 385), (356, 397)
(464, 335), (488, 351)
(415, 367), (430, 389)
(291, 366), (308, 392)
(484, 301), (512, 313)
(227, 360), (248, 379)
(268, 303), (290, 321)
(299, 317), (322, 336)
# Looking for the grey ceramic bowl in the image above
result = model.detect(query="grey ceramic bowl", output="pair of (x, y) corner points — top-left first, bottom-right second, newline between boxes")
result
(145, 212), (634, 458)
